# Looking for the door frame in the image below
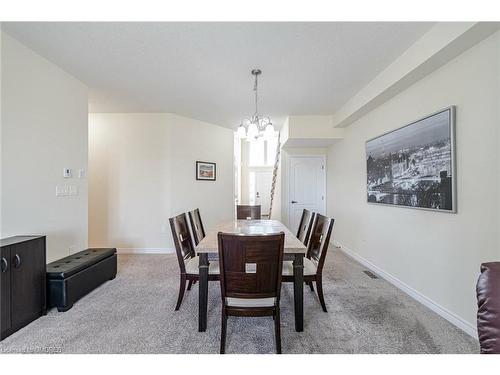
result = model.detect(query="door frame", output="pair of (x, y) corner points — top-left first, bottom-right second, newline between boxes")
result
(287, 155), (327, 228)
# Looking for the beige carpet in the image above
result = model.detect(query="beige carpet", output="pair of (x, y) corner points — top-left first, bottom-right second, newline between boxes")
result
(0, 249), (479, 354)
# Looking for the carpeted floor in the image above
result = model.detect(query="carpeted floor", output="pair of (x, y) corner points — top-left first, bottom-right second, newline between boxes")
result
(0, 249), (479, 354)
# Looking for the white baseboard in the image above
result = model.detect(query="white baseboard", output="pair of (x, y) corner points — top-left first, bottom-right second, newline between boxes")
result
(334, 240), (478, 339)
(116, 248), (174, 254)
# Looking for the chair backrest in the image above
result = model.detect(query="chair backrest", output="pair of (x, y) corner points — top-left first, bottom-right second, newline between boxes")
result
(188, 208), (206, 246)
(169, 213), (196, 273)
(217, 232), (284, 301)
(236, 205), (261, 220)
(306, 213), (335, 273)
(296, 209), (315, 246)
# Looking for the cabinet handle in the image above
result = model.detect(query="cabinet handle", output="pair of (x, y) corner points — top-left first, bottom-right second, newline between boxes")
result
(1, 257), (7, 273)
(13, 254), (21, 269)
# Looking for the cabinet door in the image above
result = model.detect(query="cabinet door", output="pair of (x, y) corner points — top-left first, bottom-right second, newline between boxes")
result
(1, 246), (11, 334)
(10, 240), (45, 328)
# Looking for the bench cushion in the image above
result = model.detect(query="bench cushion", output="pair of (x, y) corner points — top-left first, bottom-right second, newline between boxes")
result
(47, 248), (116, 279)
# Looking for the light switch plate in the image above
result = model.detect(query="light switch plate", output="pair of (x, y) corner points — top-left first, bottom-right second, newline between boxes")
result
(56, 185), (68, 196)
(56, 185), (78, 196)
(63, 168), (72, 178)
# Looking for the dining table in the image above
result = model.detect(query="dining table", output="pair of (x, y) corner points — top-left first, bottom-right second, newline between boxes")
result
(195, 219), (307, 332)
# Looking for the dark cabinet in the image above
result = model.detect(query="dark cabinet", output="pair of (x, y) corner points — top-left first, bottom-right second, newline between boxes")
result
(0, 236), (46, 341)
(1, 246), (11, 334)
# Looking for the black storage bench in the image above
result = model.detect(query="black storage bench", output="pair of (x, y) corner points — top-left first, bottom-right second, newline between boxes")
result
(46, 248), (117, 312)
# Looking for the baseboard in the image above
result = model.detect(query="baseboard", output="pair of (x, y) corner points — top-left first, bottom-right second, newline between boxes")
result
(334, 240), (478, 339)
(116, 248), (175, 255)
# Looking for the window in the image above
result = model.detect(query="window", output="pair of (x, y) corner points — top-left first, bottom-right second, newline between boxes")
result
(248, 135), (278, 167)
(249, 138), (265, 166)
(266, 136), (278, 165)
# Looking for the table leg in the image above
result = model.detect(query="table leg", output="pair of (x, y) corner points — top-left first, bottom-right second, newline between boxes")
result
(293, 254), (304, 332)
(198, 253), (209, 332)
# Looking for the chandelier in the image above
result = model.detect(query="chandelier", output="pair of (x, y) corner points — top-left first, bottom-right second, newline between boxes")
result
(236, 69), (275, 141)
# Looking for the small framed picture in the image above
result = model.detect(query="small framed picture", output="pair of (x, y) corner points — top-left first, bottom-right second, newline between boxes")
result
(196, 161), (216, 181)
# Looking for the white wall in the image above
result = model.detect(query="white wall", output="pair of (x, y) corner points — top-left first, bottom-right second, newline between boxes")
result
(1, 32), (89, 263)
(88, 113), (234, 252)
(327, 32), (500, 334)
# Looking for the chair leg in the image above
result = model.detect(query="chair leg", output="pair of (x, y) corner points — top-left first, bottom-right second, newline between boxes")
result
(220, 310), (227, 354)
(307, 281), (314, 292)
(175, 274), (187, 311)
(187, 280), (194, 291)
(274, 307), (282, 354)
(316, 276), (327, 312)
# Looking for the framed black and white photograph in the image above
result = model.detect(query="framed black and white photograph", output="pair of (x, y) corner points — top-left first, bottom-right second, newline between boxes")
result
(366, 106), (456, 213)
(196, 161), (216, 181)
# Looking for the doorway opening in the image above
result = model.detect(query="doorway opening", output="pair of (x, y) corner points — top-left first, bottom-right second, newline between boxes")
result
(235, 134), (279, 219)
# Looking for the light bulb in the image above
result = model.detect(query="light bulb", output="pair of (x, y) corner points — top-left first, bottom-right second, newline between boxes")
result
(236, 125), (247, 139)
(263, 124), (275, 139)
(247, 123), (258, 140)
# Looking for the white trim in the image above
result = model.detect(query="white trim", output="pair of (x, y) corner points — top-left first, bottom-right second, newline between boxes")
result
(116, 248), (174, 254)
(287, 155), (327, 228)
(334, 240), (478, 339)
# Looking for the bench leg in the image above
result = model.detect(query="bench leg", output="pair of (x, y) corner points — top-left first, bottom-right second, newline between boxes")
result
(57, 304), (73, 312)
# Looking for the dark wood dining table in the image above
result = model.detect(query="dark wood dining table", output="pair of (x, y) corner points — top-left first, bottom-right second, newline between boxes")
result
(194, 219), (307, 332)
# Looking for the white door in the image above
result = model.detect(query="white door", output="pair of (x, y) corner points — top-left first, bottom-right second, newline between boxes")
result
(288, 156), (326, 233)
(252, 171), (273, 217)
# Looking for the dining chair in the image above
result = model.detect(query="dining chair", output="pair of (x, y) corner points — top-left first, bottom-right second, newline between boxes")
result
(169, 213), (219, 311)
(188, 208), (206, 246)
(217, 232), (285, 354)
(282, 213), (334, 312)
(296, 209), (315, 246)
(236, 204), (261, 220)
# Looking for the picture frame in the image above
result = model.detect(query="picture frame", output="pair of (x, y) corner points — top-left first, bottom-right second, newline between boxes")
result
(366, 106), (456, 213)
(196, 161), (216, 181)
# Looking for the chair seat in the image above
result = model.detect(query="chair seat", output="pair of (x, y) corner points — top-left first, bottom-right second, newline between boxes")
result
(185, 256), (220, 275)
(282, 258), (317, 276)
(226, 297), (276, 307)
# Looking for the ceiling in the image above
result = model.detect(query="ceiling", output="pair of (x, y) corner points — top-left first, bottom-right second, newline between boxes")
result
(2, 22), (434, 129)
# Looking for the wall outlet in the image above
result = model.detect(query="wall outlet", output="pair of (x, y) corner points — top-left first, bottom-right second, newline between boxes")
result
(78, 168), (86, 178)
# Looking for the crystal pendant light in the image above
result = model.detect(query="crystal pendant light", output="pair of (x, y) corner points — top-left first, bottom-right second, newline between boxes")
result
(236, 69), (275, 140)
(247, 123), (258, 140)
